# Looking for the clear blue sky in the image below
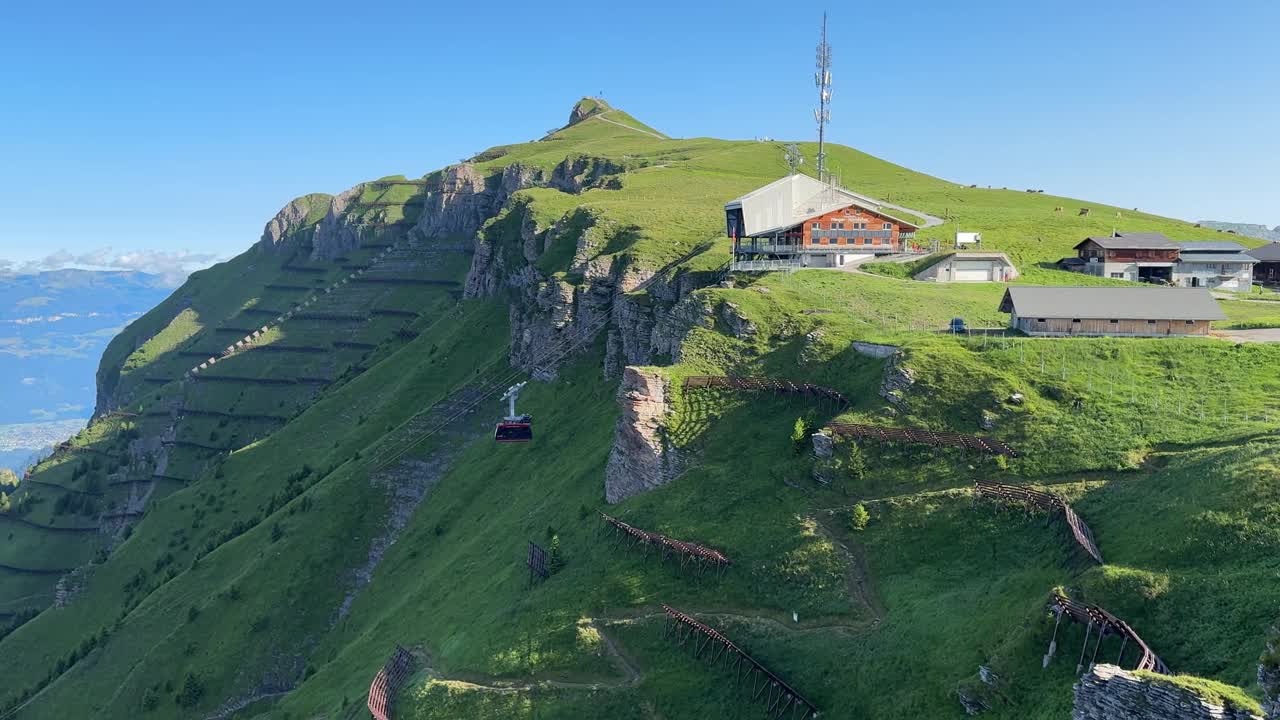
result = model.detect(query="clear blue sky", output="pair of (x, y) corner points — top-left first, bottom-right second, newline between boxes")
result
(1, 0), (1276, 271)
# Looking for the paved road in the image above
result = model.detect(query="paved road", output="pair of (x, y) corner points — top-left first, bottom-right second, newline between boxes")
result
(1215, 328), (1280, 343)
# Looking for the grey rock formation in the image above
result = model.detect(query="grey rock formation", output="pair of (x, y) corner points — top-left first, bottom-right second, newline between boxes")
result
(1262, 629), (1280, 720)
(567, 97), (611, 126)
(879, 351), (915, 406)
(257, 193), (331, 253)
(605, 367), (682, 503)
(310, 185), (368, 259)
(811, 432), (834, 458)
(718, 301), (758, 340)
(1074, 665), (1261, 720)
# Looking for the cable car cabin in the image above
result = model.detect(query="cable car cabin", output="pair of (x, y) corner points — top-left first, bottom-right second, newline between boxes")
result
(494, 382), (532, 443)
(494, 415), (532, 443)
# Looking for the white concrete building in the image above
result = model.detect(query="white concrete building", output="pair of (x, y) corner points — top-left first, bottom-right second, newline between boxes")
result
(914, 252), (1018, 282)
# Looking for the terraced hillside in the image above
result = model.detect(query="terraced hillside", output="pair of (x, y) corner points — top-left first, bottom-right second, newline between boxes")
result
(1, 99), (1277, 720)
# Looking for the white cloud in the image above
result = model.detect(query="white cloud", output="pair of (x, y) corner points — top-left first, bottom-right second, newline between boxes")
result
(20, 377), (36, 386)
(2, 247), (225, 286)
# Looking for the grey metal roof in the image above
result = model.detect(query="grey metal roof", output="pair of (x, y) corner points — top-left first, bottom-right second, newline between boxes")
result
(725, 174), (923, 236)
(1177, 240), (1249, 252)
(945, 252), (1015, 263)
(1247, 242), (1280, 262)
(1177, 253), (1259, 264)
(999, 287), (1226, 321)
(1075, 232), (1178, 250)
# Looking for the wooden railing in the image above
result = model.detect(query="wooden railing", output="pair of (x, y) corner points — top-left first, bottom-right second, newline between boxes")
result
(825, 423), (1019, 457)
(663, 605), (819, 719)
(367, 645), (416, 720)
(600, 513), (731, 576)
(683, 376), (848, 408)
(974, 480), (1103, 564)
(1049, 592), (1168, 674)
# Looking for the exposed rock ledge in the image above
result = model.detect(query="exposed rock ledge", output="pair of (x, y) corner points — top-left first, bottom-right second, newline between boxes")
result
(605, 367), (682, 503)
(1262, 628), (1279, 719)
(1074, 665), (1262, 720)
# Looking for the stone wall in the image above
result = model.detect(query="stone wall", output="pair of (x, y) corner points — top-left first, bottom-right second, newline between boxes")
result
(1074, 665), (1262, 720)
(604, 367), (682, 503)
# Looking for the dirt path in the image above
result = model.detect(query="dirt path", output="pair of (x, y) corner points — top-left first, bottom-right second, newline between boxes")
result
(592, 112), (667, 140)
(1214, 328), (1280, 343)
(811, 512), (887, 623)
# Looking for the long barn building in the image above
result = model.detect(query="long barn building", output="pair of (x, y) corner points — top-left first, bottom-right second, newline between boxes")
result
(999, 287), (1226, 337)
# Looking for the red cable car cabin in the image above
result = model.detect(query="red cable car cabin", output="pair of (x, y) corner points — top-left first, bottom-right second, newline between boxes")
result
(494, 381), (532, 443)
(495, 415), (533, 443)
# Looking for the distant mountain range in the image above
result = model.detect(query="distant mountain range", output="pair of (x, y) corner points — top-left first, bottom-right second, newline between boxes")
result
(0, 269), (174, 470)
(1198, 221), (1280, 242)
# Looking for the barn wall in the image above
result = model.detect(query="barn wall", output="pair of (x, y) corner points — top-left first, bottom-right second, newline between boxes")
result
(1013, 316), (1212, 337)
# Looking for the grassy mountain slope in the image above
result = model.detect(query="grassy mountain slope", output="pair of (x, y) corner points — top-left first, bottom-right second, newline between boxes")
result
(1, 100), (1277, 720)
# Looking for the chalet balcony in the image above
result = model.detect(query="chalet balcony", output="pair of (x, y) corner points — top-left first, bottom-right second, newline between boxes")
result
(812, 229), (893, 240)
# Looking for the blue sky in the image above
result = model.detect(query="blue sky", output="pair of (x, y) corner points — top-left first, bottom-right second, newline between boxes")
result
(0, 0), (1276, 271)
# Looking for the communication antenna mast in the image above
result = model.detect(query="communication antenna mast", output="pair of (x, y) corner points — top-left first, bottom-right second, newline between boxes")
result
(784, 143), (804, 174)
(814, 12), (833, 182)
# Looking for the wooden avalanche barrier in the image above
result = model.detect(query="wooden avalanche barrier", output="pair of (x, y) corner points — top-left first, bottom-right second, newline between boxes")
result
(825, 422), (1019, 457)
(367, 645), (415, 720)
(974, 480), (1103, 564)
(683, 376), (848, 408)
(600, 513), (731, 576)
(663, 605), (819, 719)
(1047, 592), (1168, 674)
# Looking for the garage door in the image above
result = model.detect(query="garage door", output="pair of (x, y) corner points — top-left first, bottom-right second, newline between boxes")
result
(952, 261), (994, 282)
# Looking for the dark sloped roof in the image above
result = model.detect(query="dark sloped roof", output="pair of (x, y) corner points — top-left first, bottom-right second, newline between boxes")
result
(1247, 242), (1280, 262)
(998, 287), (1226, 321)
(1075, 232), (1179, 250)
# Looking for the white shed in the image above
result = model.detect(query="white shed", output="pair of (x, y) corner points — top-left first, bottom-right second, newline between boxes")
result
(915, 252), (1018, 283)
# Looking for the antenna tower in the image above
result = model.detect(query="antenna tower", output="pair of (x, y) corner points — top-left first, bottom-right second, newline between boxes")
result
(814, 12), (833, 182)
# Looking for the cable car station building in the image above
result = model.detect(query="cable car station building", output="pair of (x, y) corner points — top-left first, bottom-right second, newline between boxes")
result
(725, 174), (922, 271)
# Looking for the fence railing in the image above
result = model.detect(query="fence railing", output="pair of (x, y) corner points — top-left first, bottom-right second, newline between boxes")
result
(825, 423), (1019, 457)
(662, 605), (819, 719)
(367, 645), (416, 720)
(683, 376), (848, 408)
(974, 480), (1103, 564)
(1048, 592), (1168, 674)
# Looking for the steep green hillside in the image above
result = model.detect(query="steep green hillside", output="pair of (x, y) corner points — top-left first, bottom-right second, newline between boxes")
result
(1, 100), (1276, 720)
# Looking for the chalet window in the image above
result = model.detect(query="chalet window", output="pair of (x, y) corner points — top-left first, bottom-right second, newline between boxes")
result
(883, 223), (891, 230)
(1071, 319), (1081, 323)
(1147, 320), (1157, 324)
(812, 222), (820, 229)
(1036, 318), (1047, 323)
(1185, 320), (1195, 325)
(1110, 272), (1124, 278)
(1109, 319), (1119, 324)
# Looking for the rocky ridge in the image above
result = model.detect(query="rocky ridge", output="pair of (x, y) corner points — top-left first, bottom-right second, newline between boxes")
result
(1074, 664), (1262, 720)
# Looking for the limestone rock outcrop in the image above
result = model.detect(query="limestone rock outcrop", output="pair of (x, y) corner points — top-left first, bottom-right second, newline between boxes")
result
(1262, 629), (1280, 719)
(257, 193), (332, 253)
(1074, 665), (1262, 720)
(605, 367), (682, 503)
(310, 185), (368, 259)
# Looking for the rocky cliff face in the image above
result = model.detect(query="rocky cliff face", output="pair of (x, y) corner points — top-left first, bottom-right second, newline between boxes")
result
(605, 367), (682, 503)
(310, 185), (370, 259)
(1074, 665), (1262, 720)
(257, 193), (332, 254)
(1262, 629), (1280, 720)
